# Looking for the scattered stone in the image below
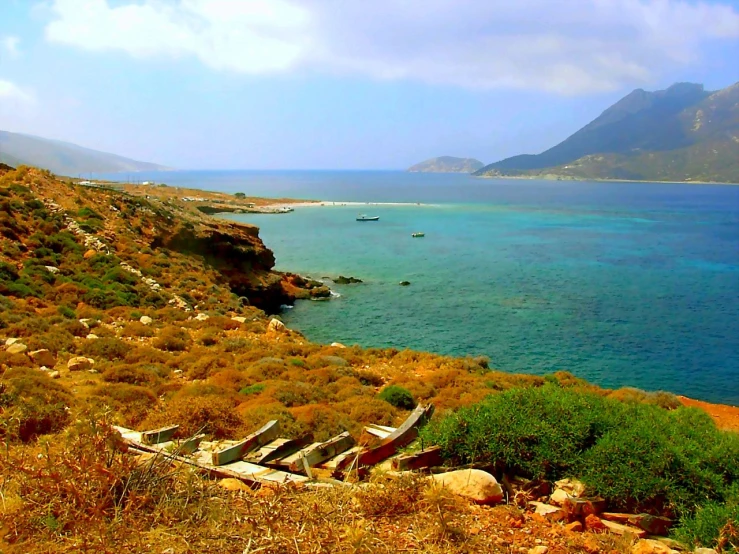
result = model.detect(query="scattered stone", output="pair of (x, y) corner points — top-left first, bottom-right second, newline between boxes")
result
(333, 275), (363, 284)
(7, 343), (28, 355)
(83, 249), (97, 259)
(632, 514), (673, 536)
(529, 502), (566, 522)
(267, 318), (286, 333)
(194, 313), (209, 321)
(399, 281), (411, 286)
(693, 549), (719, 554)
(600, 519), (647, 538)
(49, 371), (60, 379)
(67, 357), (94, 371)
(565, 521), (583, 532)
(29, 349), (56, 367)
(431, 469), (504, 505)
(44, 266), (59, 274)
(231, 316), (247, 323)
(631, 539), (680, 554)
(563, 497), (606, 517)
(140, 315), (153, 325)
(529, 547), (548, 554)
(330, 342), (347, 348)
(549, 488), (571, 506)
(5, 338), (20, 346)
(554, 478), (585, 497)
(584, 514), (607, 532)
(79, 319), (90, 329)
(218, 478), (251, 492)
(86, 333), (99, 340)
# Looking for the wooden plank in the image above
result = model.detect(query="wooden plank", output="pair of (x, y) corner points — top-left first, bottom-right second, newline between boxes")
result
(178, 433), (205, 455)
(321, 446), (363, 470)
(286, 432), (355, 473)
(211, 420), (280, 466)
(141, 425), (179, 445)
(363, 424), (396, 439)
(349, 404), (435, 468)
(392, 445), (443, 471)
(245, 434), (314, 465)
(600, 519), (647, 539)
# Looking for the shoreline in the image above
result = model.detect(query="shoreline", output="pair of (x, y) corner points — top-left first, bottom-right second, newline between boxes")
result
(260, 200), (434, 209)
(474, 174), (739, 186)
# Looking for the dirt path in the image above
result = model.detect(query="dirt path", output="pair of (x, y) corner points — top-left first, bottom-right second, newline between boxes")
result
(679, 396), (739, 432)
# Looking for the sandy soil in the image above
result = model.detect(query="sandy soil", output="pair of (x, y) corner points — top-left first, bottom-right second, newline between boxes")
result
(679, 396), (739, 432)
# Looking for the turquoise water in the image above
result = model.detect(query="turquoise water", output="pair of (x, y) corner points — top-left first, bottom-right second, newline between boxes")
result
(101, 170), (739, 404)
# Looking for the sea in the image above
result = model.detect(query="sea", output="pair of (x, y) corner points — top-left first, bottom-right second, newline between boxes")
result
(97, 170), (739, 405)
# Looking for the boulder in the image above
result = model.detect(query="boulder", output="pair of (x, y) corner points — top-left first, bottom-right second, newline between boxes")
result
(321, 355), (348, 367)
(29, 349), (56, 367)
(67, 357), (94, 371)
(631, 539), (680, 554)
(6, 343), (27, 355)
(267, 318), (286, 333)
(333, 276), (363, 284)
(330, 342), (347, 348)
(431, 469), (503, 505)
(140, 315), (153, 325)
(554, 478), (585, 497)
(218, 478), (251, 492)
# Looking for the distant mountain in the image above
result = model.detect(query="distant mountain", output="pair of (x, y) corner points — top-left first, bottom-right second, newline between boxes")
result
(475, 82), (739, 183)
(0, 130), (170, 175)
(408, 156), (484, 173)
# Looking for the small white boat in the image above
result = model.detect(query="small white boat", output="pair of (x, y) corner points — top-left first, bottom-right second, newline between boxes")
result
(411, 232), (425, 238)
(357, 214), (380, 221)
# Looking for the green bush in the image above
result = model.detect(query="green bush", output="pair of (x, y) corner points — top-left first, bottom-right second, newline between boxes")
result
(674, 486), (739, 552)
(422, 385), (739, 519)
(378, 385), (416, 410)
(239, 383), (266, 396)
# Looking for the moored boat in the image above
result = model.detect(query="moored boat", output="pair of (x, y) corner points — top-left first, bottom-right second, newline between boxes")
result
(411, 232), (425, 237)
(357, 214), (379, 221)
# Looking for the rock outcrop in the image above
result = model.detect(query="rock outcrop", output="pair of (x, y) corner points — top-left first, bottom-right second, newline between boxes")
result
(431, 469), (504, 505)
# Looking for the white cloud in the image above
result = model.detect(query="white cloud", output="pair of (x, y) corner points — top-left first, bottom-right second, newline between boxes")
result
(2, 36), (20, 58)
(43, 0), (739, 94)
(0, 79), (34, 105)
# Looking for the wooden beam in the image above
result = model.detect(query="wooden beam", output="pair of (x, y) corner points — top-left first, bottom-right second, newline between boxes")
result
(245, 434), (314, 465)
(392, 445), (443, 471)
(321, 446), (363, 470)
(141, 425), (179, 445)
(274, 432), (355, 473)
(363, 424), (396, 439)
(211, 420), (280, 466)
(350, 404), (435, 468)
(178, 433), (205, 455)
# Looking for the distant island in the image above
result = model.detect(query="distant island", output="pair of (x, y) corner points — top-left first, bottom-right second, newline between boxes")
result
(408, 156), (484, 173)
(475, 81), (739, 183)
(0, 129), (170, 175)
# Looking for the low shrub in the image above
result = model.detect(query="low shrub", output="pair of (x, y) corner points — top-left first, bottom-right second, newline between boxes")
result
(152, 327), (191, 352)
(674, 486), (739, 552)
(239, 383), (266, 396)
(79, 337), (130, 361)
(378, 385), (416, 410)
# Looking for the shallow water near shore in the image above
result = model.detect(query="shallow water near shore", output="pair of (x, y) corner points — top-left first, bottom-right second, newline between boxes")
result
(115, 170), (739, 404)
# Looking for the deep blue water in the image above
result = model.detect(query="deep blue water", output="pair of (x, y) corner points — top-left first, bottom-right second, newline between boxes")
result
(101, 171), (739, 404)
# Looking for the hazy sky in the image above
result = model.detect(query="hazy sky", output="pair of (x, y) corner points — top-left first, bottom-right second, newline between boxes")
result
(0, 0), (738, 169)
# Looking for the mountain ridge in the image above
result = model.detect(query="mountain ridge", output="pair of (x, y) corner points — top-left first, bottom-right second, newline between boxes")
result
(0, 129), (170, 175)
(475, 81), (739, 183)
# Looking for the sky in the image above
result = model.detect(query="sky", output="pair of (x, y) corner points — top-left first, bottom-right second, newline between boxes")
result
(0, 0), (738, 170)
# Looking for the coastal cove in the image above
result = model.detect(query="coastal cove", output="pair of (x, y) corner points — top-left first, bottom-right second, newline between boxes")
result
(205, 171), (739, 405)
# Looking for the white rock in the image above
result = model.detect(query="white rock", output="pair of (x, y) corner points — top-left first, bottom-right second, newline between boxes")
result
(554, 478), (585, 498)
(6, 343), (28, 355)
(631, 539), (680, 554)
(549, 488), (572, 506)
(231, 316), (247, 323)
(267, 318), (286, 333)
(529, 547), (548, 554)
(67, 357), (94, 371)
(49, 371), (61, 379)
(694, 549), (719, 554)
(430, 469), (504, 505)
(79, 319), (90, 329)
(194, 313), (209, 321)
(86, 333), (99, 340)
(5, 338), (20, 346)
(330, 342), (347, 348)
(140, 315), (153, 325)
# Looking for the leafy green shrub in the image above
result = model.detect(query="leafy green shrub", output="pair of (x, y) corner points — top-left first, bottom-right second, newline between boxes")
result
(79, 338), (130, 361)
(422, 385), (739, 518)
(239, 383), (266, 396)
(378, 385), (416, 410)
(57, 305), (76, 319)
(674, 486), (739, 552)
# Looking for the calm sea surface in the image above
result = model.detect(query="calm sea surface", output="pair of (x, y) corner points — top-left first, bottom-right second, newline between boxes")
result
(101, 171), (739, 404)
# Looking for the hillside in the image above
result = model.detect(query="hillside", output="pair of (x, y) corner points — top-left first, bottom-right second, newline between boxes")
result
(1, 166), (738, 552)
(408, 156), (484, 173)
(0, 130), (169, 175)
(476, 82), (739, 183)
